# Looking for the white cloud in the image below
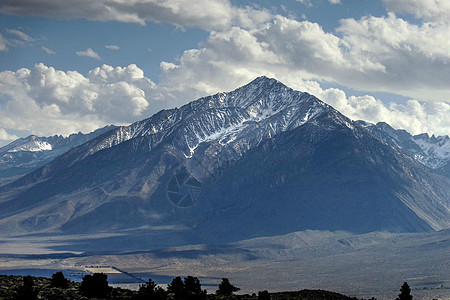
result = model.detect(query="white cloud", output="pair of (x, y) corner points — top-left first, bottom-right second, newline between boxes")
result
(1, 1), (449, 139)
(105, 45), (120, 50)
(0, 63), (156, 138)
(6, 29), (34, 42)
(152, 15), (379, 103)
(0, 58), (448, 144)
(307, 84), (450, 136)
(0, 0), (270, 31)
(1, 28), (35, 50)
(0, 128), (19, 143)
(0, 34), (7, 51)
(295, 0), (313, 7)
(150, 12), (450, 103)
(336, 13), (450, 101)
(329, 0), (341, 4)
(383, 0), (450, 23)
(148, 14), (450, 136)
(76, 48), (101, 60)
(42, 46), (56, 55)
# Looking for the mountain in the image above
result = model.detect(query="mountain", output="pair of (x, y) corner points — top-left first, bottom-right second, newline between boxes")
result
(357, 121), (450, 177)
(0, 126), (116, 178)
(0, 77), (449, 247)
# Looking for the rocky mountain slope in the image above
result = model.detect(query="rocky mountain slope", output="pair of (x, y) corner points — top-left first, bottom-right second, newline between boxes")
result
(0, 77), (448, 245)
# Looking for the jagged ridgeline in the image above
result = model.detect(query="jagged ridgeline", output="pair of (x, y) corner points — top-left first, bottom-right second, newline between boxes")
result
(0, 77), (449, 247)
(0, 125), (116, 178)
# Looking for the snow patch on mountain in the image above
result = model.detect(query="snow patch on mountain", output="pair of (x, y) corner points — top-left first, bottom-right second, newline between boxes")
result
(7, 139), (53, 152)
(413, 134), (450, 169)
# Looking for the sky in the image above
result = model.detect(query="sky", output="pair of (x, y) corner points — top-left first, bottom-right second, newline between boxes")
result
(0, 0), (449, 146)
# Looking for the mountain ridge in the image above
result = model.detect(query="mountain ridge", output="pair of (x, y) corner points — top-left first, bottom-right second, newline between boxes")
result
(357, 120), (450, 175)
(0, 125), (117, 178)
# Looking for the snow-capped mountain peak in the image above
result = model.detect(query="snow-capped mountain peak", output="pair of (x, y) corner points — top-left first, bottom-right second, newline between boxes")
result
(72, 76), (331, 164)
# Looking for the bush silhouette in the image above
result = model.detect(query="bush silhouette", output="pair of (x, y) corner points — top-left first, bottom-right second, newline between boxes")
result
(51, 271), (69, 289)
(80, 273), (110, 298)
(216, 278), (240, 296)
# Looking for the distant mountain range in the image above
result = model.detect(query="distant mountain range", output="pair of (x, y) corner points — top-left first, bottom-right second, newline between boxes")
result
(0, 77), (448, 247)
(357, 121), (450, 177)
(0, 126), (116, 178)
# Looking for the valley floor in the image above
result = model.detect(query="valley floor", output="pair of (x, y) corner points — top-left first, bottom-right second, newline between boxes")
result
(1, 230), (450, 299)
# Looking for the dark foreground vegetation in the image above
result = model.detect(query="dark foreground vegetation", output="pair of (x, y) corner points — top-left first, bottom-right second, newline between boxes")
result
(0, 272), (413, 300)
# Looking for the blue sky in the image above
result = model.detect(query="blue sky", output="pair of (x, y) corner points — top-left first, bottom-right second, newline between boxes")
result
(0, 0), (449, 146)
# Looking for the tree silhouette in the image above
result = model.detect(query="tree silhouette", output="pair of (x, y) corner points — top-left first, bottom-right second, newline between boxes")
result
(396, 282), (413, 300)
(80, 273), (110, 298)
(168, 276), (184, 300)
(216, 278), (240, 296)
(51, 271), (69, 289)
(168, 276), (206, 300)
(183, 276), (206, 300)
(136, 278), (167, 300)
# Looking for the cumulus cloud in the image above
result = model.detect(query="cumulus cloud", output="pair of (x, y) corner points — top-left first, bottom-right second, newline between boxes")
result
(76, 48), (101, 60)
(41, 46), (55, 55)
(148, 14), (450, 136)
(154, 43), (450, 136)
(336, 13), (450, 100)
(157, 11), (450, 102)
(1, 0), (449, 105)
(0, 0), (270, 31)
(1, 0), (450, 139)
(6, 29), (34, 42)
(383, 0), (450, 23)
(0, 63), (155, 140)
(0, 60), (448, 147)
(306, 84), (450, 136)
(105, 45), (120, 50)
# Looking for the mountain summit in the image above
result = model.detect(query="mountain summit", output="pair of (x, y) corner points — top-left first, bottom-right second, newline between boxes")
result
(0, 77), (449, 247)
